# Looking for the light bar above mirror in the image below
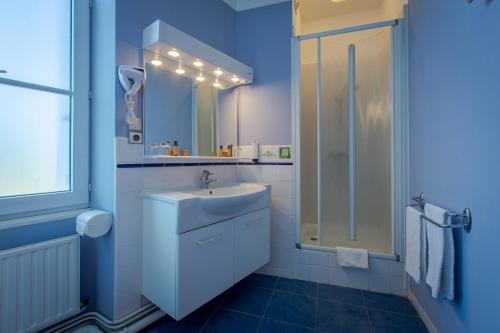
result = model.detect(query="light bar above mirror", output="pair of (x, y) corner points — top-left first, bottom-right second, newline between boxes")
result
(143, 20), (253, 90)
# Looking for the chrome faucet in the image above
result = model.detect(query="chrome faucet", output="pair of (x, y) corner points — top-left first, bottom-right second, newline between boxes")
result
(200, 170), (217, 189)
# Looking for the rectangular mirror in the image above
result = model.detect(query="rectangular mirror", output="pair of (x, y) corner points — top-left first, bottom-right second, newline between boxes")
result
(143, 50), (238, 157)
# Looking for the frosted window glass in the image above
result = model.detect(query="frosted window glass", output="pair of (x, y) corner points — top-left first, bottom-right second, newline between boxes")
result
(0, 0), (71, 89)
(0, 85), (70, 197)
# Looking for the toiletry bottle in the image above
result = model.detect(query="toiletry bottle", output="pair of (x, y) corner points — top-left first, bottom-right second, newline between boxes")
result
(150, 143), (160, 156)
(218, 145), (224, 157)
(251, 140), (259, 163)
(227, 144), (233, 157)
(160, 142), (171, 156)
(172, 141), (179, 156)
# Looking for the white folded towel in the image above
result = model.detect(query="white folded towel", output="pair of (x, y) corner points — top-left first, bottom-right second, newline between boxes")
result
(337, 247), (369, 269)
(405, 206), (422, 283)
(424, 203), (455, 300)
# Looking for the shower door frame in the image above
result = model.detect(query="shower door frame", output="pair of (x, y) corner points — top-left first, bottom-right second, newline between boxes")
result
(292, 17), (409, 261)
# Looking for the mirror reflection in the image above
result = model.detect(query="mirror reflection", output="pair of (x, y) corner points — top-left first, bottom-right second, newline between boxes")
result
(143, 50), (238, 157)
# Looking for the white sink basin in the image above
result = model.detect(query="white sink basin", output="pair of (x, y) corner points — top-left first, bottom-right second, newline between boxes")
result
(142, 183), (271, 233)
(186, 184), (267, 216)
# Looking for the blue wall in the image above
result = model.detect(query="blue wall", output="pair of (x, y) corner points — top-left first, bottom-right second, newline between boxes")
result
(409, 0), (500, 332)
(89, 0), (117, 319)
(115, 0), (237, 138)
(235, 2), (292, 145)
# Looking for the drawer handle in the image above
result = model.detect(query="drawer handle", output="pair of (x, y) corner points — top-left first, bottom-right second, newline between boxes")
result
(196, 233), (223, 246)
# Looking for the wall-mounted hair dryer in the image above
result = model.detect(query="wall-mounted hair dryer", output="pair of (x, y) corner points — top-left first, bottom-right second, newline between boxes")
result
(118, 65), (145, 125)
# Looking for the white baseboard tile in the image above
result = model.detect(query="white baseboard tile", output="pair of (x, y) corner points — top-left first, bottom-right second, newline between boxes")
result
(408, 290), (439, 333)
(256, 265), (293, 279)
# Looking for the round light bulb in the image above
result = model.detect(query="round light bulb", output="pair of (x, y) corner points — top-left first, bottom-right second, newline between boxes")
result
(193, 60), (204, 67)
(168, 49), (180, 58)
(175, 67), (185, 75)
(213, 80), (222, 88)
(196, 74), (205, 82)
(231, 76), (240, 82)
(151, 59), (162, 66)
(214, 68), (223, 76)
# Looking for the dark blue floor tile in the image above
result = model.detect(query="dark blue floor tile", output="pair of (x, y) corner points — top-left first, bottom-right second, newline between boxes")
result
(317, 284), (364, 305)
(259, 319), (317, 333)
(221, 284), (272, 316)
(363, 291), (418, 315)
(368, 309), (428, 333)
(202, 309), (260, 333)
(239, 273), (277, 289)
(265, 291), (316, 328)
(206, 289), (230, 308)
(275, 278), (317, 297)
(316, 299), (371, 333)
(145, 304), (214, 333)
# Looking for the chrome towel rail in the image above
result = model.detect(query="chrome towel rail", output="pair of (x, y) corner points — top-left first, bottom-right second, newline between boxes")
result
(409, 193), (472, 233)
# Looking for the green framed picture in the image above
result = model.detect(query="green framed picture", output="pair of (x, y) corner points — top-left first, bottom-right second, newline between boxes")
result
(279, 147), (291, 159)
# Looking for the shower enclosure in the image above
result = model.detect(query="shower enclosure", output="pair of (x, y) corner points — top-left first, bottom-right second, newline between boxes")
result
(293, 20), (408, 258)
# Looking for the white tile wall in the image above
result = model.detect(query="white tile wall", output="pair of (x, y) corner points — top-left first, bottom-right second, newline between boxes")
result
(114, 140), (240, 318)
(114, 141), (406, 318)
(237, 161), (407, 297)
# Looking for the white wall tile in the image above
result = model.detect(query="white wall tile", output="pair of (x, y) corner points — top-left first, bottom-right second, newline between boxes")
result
(115, 191), (142, 222)
(310, 265), (329, 284)
(370, 259), (392, 276)
(309, 251), (330, 266)
(274, 165), (293, 182)
(391, 261), (405, 277)
(293, 263), (311, 281)
(116, 168), (144, 193)
(269, 246), (294, 269)
(368, 274), (391, 294)
(271, 181), (293, 199)
(329, 254), (339, 268)
(347, 269), (369, 290)
(329, 268), (349, 287)
(116, 137), (143, 164)
(258, 165), (275, 183)
(390, 276), (406, 296)
(259, 266), (293, 279)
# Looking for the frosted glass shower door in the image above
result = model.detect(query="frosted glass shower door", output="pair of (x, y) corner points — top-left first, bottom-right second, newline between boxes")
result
(319, 27), (392, 253)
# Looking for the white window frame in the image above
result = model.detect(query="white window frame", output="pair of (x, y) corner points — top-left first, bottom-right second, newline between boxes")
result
(0, 0), (90, 219)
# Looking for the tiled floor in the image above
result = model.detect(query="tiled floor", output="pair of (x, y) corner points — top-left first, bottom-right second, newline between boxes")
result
(142, 274), (428, 333)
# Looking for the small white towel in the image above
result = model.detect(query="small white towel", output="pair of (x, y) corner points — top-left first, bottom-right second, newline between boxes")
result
(337, 247), (369, 269)
(424, 203), (455, 300)
(405, 206), (422, 283)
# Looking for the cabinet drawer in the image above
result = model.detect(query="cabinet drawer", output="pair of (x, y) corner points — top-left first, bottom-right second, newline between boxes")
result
(234, 208), (270, 282)
(176, 220), (234, 319)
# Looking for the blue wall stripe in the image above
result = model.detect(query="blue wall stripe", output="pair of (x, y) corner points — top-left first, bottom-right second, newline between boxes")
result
(116, 161), (293, 168)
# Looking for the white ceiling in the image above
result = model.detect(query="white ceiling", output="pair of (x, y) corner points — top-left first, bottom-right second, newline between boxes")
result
(299, 0), (384, 22)
(222, 0), (290, 11)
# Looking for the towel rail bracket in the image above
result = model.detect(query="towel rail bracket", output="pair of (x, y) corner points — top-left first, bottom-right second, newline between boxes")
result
(410, 193), (472, 233)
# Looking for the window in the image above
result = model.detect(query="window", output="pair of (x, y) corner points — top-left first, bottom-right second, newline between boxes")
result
(0, 0), (90, 218)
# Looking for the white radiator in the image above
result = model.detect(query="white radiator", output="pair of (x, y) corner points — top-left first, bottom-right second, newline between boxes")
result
(0, 235), (80, 333)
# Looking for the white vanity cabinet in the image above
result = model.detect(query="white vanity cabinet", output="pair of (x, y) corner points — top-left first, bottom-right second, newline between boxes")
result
(177, 220), (235, 318)
(234, 209), (270, 282)
(142, 185), (271, 321)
